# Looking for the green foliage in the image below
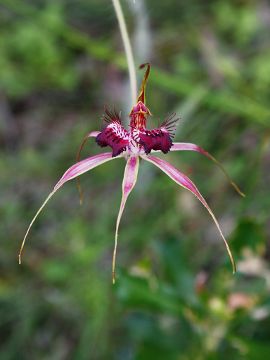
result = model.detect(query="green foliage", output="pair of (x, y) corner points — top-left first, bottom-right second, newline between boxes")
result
(0, 3), (78, 96)
(1, 0), (270, 359)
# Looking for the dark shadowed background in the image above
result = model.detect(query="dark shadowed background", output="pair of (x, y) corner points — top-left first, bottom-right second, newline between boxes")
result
(1, 0), (270, 359)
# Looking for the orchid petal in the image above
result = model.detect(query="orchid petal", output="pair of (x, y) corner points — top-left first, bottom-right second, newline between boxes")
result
(88, 131), (101, 138)
(170, 142), (245, 197)
(19, 152), (116, 264)
(76, 130), (101, 205)
(142, 155), (236, 273)
(96, 121), (129, 157)
(136, 127), (173, 154)
(112, 156), (139, 283)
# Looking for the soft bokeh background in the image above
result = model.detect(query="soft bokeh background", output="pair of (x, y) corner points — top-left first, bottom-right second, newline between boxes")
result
(1, 0), (270, 359)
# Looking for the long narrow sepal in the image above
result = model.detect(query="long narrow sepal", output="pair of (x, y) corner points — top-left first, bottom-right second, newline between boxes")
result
(112, 156), (139, 284)
(19, 152), (115, 264)
(19, 191), (55, 264)
(142, 155), (236, 273)
(76, 131), (101, 205)
(170, 142), (245, 197)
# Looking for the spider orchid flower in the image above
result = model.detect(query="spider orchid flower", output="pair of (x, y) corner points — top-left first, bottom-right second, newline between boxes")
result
(19, 63), (244, 283)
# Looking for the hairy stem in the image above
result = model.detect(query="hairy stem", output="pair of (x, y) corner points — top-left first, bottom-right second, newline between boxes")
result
(112, 0), (137, 105)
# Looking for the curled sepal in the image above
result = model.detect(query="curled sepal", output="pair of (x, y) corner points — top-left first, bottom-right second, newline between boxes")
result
(76, 131), (101, 205)
(112, 156), (139, 284)
(19, 152), (116, 264)
(142, 155), (236, 273)
(170, 142), (245, 197)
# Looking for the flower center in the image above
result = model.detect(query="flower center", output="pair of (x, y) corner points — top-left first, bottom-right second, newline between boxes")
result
(129, 101), (150, 130)
(130, 113), (146, 130)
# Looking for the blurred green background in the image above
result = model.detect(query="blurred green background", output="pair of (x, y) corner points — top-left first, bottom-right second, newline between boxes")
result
(1, 0), (270, 359)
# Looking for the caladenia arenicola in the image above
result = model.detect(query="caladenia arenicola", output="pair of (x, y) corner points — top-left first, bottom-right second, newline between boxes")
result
(19, 63), (245, 283)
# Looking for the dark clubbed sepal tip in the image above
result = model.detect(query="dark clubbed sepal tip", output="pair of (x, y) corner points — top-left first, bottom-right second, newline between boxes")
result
(137, 63), (151, 104)
(139, 63), (149, 69)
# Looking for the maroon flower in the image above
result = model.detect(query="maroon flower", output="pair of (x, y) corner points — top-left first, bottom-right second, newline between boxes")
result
(19, 64), (244, 283)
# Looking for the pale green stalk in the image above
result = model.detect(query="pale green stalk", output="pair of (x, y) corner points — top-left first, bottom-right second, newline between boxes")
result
(112, 0), (137, 105)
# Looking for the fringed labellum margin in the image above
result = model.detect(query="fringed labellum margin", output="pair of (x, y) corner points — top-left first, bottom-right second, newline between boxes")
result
(20, 63), (244, 282)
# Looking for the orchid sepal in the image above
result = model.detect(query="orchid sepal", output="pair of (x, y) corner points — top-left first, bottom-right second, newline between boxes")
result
(141, 154), (236, 274)
(113, 155), (139, 283)
(19, 152), (118, 264)
(169, 142), (245, 197)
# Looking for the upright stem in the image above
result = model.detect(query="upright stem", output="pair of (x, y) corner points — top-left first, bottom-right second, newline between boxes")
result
(112, 0), (137, 105)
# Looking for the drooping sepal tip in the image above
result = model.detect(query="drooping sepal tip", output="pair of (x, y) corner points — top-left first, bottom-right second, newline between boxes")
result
(208, 154), (246, 198)
(170, 143), (245, 198)
(224, 240), (236, 274)
(18, 190), (56, 265)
